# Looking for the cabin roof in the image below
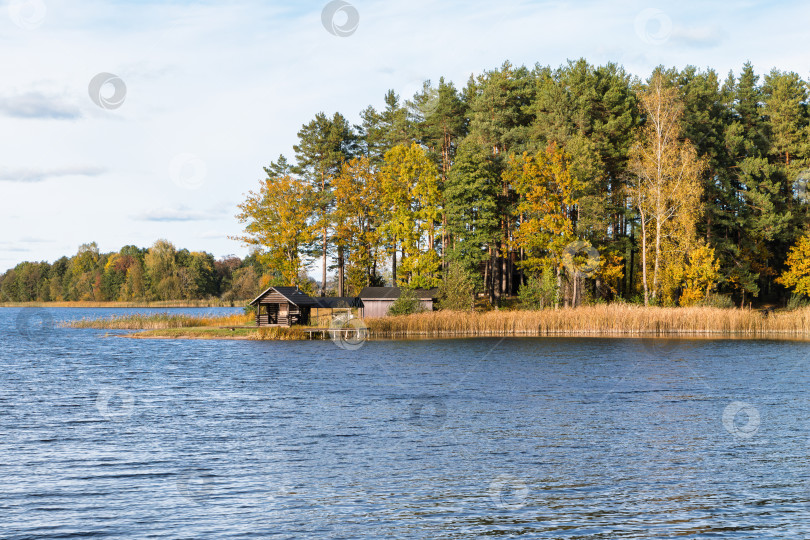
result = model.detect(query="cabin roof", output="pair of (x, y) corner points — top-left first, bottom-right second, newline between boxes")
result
(358, 286), (438, 300)
(249, 286), (319, 307)
(315, 297), (361, 308)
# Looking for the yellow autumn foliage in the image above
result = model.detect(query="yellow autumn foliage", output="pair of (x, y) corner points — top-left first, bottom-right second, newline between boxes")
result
(680, 244), (721, 306)
(777, 234), (810, 297)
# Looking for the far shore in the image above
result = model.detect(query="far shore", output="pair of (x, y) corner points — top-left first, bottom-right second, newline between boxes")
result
(1, 300), (249, 308)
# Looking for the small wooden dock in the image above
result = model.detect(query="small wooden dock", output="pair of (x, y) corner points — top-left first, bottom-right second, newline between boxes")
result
(302, 327), (370, 340)
(215, 325), (369, 340)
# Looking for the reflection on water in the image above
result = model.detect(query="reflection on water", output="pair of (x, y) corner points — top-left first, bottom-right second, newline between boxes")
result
(1, 308), (809, 538)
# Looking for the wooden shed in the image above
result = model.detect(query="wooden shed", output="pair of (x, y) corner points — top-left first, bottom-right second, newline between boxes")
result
(249, 286), (318, 327)
(358, 287), (438, 319)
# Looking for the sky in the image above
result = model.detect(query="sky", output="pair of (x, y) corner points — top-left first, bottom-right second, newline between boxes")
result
(1, 0), (809, 274)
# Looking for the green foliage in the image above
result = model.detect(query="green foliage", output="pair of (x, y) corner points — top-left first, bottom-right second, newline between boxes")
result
(0, 241), (267, 303)
(695, 294), (735, 309)
(437, 261), (476, 311)
(787, 294), (810, 310)
(387, 289), (423, 316)
(518, 269), (558, 310)
(445, 139), (501, 275)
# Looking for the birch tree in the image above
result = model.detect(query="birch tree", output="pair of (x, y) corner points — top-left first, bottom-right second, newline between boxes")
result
(629, 72), (705, 304)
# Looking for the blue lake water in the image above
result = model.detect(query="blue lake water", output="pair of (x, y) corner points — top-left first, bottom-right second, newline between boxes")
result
(2, 307), (810, 538)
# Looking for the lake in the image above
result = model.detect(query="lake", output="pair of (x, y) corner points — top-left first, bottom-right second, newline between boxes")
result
(2, 307), (809, 538)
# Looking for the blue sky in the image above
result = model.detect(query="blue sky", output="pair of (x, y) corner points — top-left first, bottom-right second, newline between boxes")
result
(1, 0), (808, 274)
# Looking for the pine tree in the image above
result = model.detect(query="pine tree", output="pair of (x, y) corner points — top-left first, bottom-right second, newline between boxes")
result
(444, 139), (500, 296)
(293, 112), (356, 295)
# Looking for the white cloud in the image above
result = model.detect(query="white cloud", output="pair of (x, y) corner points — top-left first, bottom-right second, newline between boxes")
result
(0, 165), (105, 182)
(133, 207), (213, 222)
(0, 90), (81, 119)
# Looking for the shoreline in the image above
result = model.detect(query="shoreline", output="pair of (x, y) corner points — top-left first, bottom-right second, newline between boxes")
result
(62, 305), (810, 342)
(113, 328), (810, 342)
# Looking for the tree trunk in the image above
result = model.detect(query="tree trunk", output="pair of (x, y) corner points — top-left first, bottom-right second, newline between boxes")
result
(321, 229), (327, 297)
(640, 211), (649, 306)
(337, 245), (344, 297)
(492, 242), (503, 306)
(392, 244), (397, 286)
(372, 257), (377, 287)
(653, 217), (661, 301)
(402, 246), (407, 285)
(572, 272), (578, 307)
(628, 221), (635, 299)
(500, 248), (509, 296)
(321, 169), (328, 296)
(555, 266), (561, 309)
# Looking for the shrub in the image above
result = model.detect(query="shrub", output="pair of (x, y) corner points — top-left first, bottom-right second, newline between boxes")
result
(438, 261), (476, 311)
(518, 269), (558, 310)
(387, 289), (423, 316)
(696, 293), (735, 309)
(787, 294), (810, 310)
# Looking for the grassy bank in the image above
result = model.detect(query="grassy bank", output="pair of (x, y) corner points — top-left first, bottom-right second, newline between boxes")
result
(366, 305), (810, 337)
(2, 300), (249, 308)
(67, 312), (253, 329)
(67, 312), (305, 340)
(127, 326), (305, 340)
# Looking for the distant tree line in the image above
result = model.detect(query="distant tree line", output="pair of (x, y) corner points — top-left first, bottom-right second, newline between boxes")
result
(236, 59), (810, 307)
(0, 240), (271, 303)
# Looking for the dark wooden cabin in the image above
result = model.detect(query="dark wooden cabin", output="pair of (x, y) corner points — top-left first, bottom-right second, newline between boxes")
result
(249, 286), (318, 327)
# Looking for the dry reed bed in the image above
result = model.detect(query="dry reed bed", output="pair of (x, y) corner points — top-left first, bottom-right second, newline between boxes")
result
(366, 305), (810, 337)
(67, 312), (253, 329)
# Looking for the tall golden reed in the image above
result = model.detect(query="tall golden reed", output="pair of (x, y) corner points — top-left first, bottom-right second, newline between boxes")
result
(67, 312), (252, 329)
(366, 305), (810, 337)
